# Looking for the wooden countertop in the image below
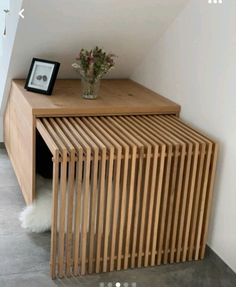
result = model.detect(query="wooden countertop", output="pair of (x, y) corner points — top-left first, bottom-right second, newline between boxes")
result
(12, 79), (181, 117)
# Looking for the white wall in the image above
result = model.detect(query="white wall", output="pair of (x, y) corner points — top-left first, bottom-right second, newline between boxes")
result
(0, 0), (23, 142)
(132, 0), (236, 272)
(0, 0), (10, 56)
(6, 0), (188, 80)
(0, 0), (189, 141)
(0, 0), (10, 141)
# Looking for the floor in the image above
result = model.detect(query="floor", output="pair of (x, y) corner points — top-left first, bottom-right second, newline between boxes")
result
(0, 147), (236, 287)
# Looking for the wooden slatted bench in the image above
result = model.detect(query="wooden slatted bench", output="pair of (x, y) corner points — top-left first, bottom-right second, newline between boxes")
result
(4, 80), (218, 279)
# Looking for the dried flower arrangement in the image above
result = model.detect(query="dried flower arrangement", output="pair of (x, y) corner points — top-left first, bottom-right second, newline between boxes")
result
(72, 46), (116, 84)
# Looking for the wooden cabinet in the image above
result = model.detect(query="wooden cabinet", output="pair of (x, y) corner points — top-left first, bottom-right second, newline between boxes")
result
(4, 79), (218, 279)
(4, 79), (180, 204)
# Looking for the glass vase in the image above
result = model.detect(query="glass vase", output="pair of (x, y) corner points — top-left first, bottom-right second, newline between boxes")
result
(81, 78), (100, 100)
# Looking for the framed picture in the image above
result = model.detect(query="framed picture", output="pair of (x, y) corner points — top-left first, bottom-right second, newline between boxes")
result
(25, 58), (60, 95)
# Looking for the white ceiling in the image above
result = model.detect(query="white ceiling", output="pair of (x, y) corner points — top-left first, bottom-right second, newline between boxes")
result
(11, 0), (189, 78)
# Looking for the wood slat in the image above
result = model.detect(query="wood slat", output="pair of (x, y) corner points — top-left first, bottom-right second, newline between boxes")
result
(164, 116), (212, 261)
(101, 117), (139, 270)
(72, 118), (93, 275)
(74, 118), (100, 274)
(133, 116), (166, 266)
(125, 116), (161, 267)
(107, 116), (143, 270)
(60, 117), (84, 276)
(160, 116), (205, 261)
(113, 117), (139, 269)
(42, 118), (68, 278)
(50, 151), (59, 279)
(86, 117), (122, 272)
(51, 118), (76, 276)
(150, 116), (185, 264)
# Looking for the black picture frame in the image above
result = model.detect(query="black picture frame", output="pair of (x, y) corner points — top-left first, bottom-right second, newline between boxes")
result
(24, 58), (60, 95)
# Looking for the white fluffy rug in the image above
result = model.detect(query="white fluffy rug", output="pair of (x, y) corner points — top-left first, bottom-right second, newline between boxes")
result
(19, 175), (52, 233)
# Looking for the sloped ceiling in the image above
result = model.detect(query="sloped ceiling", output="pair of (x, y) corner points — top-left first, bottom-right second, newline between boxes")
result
(12, 0), (189, 79)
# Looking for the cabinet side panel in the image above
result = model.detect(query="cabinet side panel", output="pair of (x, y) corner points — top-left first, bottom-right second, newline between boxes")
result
(5, 84), (34, 204)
